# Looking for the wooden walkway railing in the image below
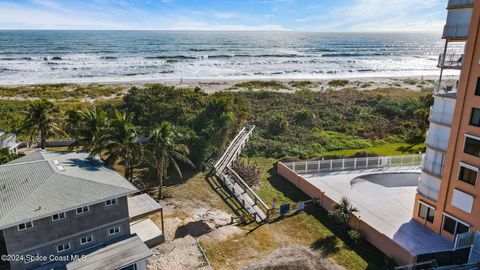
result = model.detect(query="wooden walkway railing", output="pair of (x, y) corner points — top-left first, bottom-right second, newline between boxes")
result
(211, 125), (270, 223)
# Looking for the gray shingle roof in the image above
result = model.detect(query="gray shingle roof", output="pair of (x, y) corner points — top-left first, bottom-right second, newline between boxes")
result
(0, 151), (139, 229)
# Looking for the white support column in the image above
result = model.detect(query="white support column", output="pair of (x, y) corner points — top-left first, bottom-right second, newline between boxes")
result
(354, 158), (357, 170)
(365, 157), (369, 169)
(330, 160), (333, 171)
(318, 160), (321, 173)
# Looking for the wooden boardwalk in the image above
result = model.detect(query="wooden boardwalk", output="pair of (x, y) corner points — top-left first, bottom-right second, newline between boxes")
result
(212, 125), (269, 223)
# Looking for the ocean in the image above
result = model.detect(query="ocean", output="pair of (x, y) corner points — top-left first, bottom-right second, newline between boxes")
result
(0, 30), (461, 85)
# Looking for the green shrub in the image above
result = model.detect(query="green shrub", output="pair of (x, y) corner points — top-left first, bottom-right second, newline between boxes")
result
(347, 229), (362, 245)
(328, 80), (349, 87)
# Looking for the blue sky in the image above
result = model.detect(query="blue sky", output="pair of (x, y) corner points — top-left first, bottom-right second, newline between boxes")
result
(0, 0), (447, 31)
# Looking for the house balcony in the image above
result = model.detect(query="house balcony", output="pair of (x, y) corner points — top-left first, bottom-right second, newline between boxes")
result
(438, 53), (464, 69)
(443, 24), (470, 39)
(429, 107), (453, 126)
(447, 0), (474, 9)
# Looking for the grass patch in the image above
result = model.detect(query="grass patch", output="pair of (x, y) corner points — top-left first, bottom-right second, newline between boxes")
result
(322, 143), (425, 157)
(328, 80), (349, 87)
(231, 80), (289, 90)
(0, 83), (127, 100)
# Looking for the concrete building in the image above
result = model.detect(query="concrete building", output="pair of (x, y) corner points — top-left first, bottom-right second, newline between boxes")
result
(0, 131), (20, 154)
(413, 0), (480, 240)
(0, 151), (163, 270)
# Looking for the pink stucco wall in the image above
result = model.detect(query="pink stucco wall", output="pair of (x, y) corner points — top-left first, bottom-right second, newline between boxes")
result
(277, 162), (415, 265)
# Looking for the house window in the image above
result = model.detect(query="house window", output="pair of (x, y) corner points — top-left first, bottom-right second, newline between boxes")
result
(108, 226), (121, 236)
(459, 164), (478, 186)
(105, 198), (118, 207)
(418, 203), (435, 223)
(471, 108), (480, 127)
(52, 212), (66, 222)
(80, 235), (94, 245)
(442, 214), (469, 236)
(119, 264), (137, 270)
(17, 221), (33, 231)
(76, 206), (90, 215)
(56, 243), (71, 253)
(464, 136), (480, 157)
(476, 77), (480, 96)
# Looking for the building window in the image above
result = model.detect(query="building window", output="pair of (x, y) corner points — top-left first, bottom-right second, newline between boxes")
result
(459, 164), (478, 186)
(80, 235), (94, 245)
(52, 212), (66, 222)
(443, 214), (469, 236)
(105, 198), (118, 207)
(17, 221), (33, 231)
(418, 203), (435, 223)
(119, 264), (137, 270)
(56, 243), (71, 253)
(471, 108), (480, 127)
(476, 77), (480, 96)
(464, 136), (480, 157)
(76, 206), (90, 215)
(108, 226), (121, 236)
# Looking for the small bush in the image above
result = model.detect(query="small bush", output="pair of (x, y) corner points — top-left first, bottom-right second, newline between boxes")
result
(347, 229), (362, 245)
(404, 79), (417, 85)
(233, 81), (288, 90)
(328, 80), (349, 87)
(232, 160), (261, 187)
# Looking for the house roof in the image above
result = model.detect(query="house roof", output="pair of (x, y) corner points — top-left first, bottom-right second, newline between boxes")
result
(0, 151), (138, 229)
(66, 235), (152, 270)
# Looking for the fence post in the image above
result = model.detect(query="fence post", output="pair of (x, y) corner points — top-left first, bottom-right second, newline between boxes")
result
(305, 161), (308, 173)
(401, 155), (404, 167)
(378, 158), (381, 168)
(318, 160), (321, 173)
(342, 159), (345, 170)
(354, 158), (357, 170)
(330, 160), (333, 171)
(293, 162), (296, 172)
(365, 157), (369, 169)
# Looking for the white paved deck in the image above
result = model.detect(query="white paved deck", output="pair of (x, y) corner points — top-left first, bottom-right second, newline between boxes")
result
(302, 165), (453, 255)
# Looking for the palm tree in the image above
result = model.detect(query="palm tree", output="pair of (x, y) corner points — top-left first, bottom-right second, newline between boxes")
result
(91, 110), (140, 181)
(146, 121), (195, 200)
(71, 107), (107, 150)
(332, 197), (359, 228)
(23, 100), (64, 149)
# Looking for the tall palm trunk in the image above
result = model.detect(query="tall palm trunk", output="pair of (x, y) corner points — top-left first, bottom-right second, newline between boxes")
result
(40, 128), (47, 149)
(156, 157), (164, 200)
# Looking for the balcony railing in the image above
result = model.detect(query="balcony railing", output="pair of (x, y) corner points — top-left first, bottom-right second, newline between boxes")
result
(429, 107), (453, 126)
(417, 184), (439, 201)
(443, 24), (470, 39)
(434, 80), (459, 95)
(447, 0), (474, 9)
(422, 156), (444, 177)
(438, 53), (464, 69)
(425, 135), (449, 152)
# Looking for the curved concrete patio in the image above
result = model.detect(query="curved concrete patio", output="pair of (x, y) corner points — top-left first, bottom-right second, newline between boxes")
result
(278, 163), (453, 264)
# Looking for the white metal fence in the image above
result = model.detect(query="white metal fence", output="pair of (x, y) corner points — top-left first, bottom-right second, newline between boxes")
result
(284, 154), (423, 174)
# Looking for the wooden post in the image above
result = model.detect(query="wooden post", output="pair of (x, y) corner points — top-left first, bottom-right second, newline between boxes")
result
(161, 208), (165, 236)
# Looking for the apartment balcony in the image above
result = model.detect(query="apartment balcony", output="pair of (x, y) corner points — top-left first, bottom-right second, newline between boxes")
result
(443, 24), (470, 40)
(447, 0), (474, 9)
(438, 53), (464, 69)
(434, 80), (458, 96)
(417, 175), (440, 201)
(422, 156), (444, 177)
(429, 107), (453, 126)
(425, 135), (449, 152)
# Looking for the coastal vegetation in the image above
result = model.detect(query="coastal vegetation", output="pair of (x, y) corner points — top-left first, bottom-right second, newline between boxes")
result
(0, 82), (431, 268)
